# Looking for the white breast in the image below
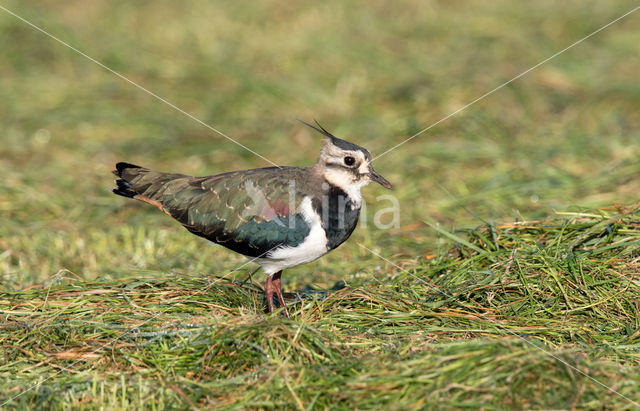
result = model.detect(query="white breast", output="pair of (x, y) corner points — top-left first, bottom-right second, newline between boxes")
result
(255, 196), (328, 275)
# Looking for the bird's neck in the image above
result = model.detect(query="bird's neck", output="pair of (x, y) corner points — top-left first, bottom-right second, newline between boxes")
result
(311, 164), (367, 208)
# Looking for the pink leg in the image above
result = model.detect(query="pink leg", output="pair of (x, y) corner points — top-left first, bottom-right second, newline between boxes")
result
(265, 274), (275, 314)
(272, 271), (290, 319)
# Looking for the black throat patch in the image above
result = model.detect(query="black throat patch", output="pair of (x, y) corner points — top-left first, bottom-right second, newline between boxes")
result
(312, 184), (361, 251)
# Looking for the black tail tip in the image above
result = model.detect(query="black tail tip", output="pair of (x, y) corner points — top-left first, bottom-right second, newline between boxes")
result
(112, 177), (137, 198)
(113, 162), (142, 177)
(115, 162), (141, 173)
(112, 187), (136, 198)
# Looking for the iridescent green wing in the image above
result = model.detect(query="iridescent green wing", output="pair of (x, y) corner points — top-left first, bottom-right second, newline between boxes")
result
(121, 166), (311, 257)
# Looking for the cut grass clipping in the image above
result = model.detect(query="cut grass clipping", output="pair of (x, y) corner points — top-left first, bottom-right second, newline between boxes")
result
(2, 204), (640, 409)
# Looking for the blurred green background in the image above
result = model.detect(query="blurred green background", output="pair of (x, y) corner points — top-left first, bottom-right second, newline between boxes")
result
(1, 0), (639, 286)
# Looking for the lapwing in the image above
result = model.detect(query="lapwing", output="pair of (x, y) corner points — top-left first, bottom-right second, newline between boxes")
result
(112, 122), (392, 317)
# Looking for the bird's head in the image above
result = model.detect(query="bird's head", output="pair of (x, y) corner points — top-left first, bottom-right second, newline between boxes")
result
(302, 121), (392, 192)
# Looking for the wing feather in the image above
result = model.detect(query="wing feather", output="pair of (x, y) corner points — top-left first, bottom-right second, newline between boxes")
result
(120, 166), (312, 257)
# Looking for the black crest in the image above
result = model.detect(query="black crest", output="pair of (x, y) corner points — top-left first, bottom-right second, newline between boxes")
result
(298, 119), (366, 152)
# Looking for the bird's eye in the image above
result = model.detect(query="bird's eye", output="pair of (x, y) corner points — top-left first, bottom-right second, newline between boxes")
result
(344, 156), (355, 166)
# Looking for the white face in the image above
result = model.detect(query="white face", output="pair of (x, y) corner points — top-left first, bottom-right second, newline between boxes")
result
(322, 142), (370, 182)
(320, 141), (373, 205)
(304, 123), (392, 195)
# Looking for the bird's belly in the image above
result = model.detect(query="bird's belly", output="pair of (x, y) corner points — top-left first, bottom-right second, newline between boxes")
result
(254, 197), (328, 274)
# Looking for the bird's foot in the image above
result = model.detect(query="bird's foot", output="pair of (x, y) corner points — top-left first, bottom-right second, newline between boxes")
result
(264, 271), (290, 319)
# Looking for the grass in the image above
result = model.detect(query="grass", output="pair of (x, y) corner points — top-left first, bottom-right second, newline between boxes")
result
(2, 206), (640, 408)
(2, 0), (640, 408)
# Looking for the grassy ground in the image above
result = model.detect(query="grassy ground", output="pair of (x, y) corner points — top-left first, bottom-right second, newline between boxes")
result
(1, 0), (640, 409)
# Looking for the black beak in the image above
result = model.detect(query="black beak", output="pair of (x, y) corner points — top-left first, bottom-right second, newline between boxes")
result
(369, 168), (392, 189)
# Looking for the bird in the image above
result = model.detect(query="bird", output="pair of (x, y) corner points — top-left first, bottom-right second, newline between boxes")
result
(111, 121), (392, 318)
